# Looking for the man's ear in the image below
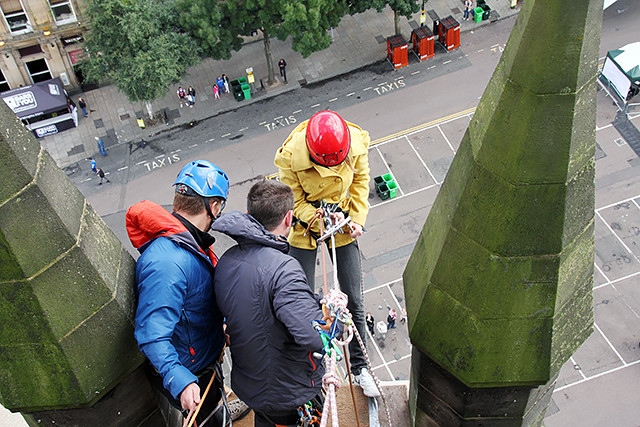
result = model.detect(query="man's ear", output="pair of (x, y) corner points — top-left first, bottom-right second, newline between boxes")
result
(284, 210), (293, 227)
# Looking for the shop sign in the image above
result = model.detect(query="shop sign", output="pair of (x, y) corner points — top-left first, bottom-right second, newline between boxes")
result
(35, 124), (59, 138)
(62, 34), (84, 46)
(3, 91), (37, 113)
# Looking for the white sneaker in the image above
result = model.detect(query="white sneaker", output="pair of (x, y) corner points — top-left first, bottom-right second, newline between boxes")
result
(227, 398), (250, 421)
(354, 368), (380, 397)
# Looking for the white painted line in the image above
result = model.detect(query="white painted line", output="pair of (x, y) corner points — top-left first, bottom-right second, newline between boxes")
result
(292, 109), (302, 114)
(311, 103), (320, 108)
(377, 82), (389, 86)
(554, 358), (640, 392)
(188, 144), (198, 148)
(363, 87), (373, 91)
(438, 124), (456, 153)
(347, 92), (356, 97)
(411, 71), (420, 75)
(329, 98), (338, 102)
(117, 166), (128, 172)
(258, 121), (266, 125)
(239, 127), (248, 131)
(274, 116), (283, 120)
(595, 210), (637, 262)
(443, 60), (452, 65)
(570, 356), (588, 380)
(221, 133), (231, 138)
(207, 138), (215, 142)
(407, 135), (439, 186)
(595, 322), (627, 365)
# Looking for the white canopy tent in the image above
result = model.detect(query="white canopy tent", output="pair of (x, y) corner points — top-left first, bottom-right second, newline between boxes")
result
(600, 42), (640, 103)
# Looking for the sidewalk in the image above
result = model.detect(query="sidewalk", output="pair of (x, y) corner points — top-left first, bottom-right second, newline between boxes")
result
(43, 0), (519, 171)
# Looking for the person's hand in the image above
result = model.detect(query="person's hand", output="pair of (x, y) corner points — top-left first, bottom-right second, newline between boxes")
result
(348, 222), (364, 239)
(180, 382), (201, 413)
(329, 211), (345, 225)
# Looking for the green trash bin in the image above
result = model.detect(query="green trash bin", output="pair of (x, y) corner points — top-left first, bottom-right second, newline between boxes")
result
(387, 181), (398, 198)
(238, 77), (247, 85)
(473, 7), (483, 23)
(241, 83), (251, 100)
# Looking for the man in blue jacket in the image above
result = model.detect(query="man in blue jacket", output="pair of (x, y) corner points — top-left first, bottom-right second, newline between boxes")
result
(213, 179), (327, 427)
(126, 160), (231, 426)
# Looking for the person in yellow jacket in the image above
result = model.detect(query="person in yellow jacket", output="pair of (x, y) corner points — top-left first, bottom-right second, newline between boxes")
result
(274, 110), (380, 398)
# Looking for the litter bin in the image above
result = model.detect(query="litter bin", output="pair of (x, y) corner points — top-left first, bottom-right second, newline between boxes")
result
(481, 4), (491, 20)
(473, 7), (483, 23)
(241, 83), (251, 100)
(238, 77), (248, 85)
(230, 79), (244, 101)
(376, 183), (390, 200)
(387, 181), (398, 199)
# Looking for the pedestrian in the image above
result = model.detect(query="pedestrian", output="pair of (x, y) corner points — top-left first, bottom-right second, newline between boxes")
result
(96, 137), (108, 156)
(212, 179), (328, 427)
(387, 308), (397, 329)
(400, 308), (407, 325)
(216, 76), (225, 94)
(273, 109), (379, 397)
(278, 58), (287, 83)
(78, 97), (88, 117)
(213, 84), (220, 99)
(95, 167), (110, 185)
(89, 157), (97, 174)
(126, 160), (245, 426)
(376, 320), (388, 341)
(222, 74), (230, 94)
(187, 86), (196, 107)
(177, 86), (187, 107)
(366, 312), (375, 337)
(463, 0), (473, 20)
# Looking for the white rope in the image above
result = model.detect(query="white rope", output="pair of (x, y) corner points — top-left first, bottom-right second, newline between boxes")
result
(320, 351), (341, 427)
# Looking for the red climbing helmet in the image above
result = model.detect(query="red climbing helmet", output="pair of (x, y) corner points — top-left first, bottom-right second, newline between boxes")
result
(306, 110), (351, 167)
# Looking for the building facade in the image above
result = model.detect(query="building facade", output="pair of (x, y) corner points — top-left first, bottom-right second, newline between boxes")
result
(0, 0), (87, 94)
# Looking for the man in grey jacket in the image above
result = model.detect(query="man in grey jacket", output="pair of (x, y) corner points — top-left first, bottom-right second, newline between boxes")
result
(213, 179), (326, 427)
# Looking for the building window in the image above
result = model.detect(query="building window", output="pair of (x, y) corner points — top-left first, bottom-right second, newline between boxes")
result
(26, 59), (52, 83)
(1, 0), (31, 34)
(0, 69), (9, 92)
(18, 44), (43, 57)
(49, 0), (76, 24)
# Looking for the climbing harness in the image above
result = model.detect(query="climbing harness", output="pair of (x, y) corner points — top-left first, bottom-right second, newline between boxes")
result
(310, 201), (392, 427)
(183, 347), (230, 427)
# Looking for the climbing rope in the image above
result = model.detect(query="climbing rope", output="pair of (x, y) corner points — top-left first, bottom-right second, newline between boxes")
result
(311, 201), (392, 427)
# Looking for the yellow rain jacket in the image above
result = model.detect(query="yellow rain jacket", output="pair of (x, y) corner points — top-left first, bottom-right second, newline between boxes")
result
(274, 119), (370, 250)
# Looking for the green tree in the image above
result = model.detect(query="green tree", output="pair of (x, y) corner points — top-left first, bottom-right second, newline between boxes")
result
(177, 0), (348, 85)
(349, 0), (422, 36)
(79, 0), (200, 119)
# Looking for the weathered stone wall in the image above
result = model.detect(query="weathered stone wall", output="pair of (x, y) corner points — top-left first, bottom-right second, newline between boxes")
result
(404, 0), (602, 424)
(0, 102), (144, 412)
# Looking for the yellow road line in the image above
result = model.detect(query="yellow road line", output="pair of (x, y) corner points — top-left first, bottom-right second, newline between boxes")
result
(370, 107), (476, 146)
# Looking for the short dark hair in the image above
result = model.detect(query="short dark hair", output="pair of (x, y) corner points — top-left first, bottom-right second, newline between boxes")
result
(247, 179), (293, 231)
(173, 193), (223, 216)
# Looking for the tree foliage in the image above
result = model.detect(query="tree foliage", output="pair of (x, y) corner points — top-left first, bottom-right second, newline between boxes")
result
(177, 0), (349, 83)
(349, 0), (422, 35)
(79, 0), (200, 111)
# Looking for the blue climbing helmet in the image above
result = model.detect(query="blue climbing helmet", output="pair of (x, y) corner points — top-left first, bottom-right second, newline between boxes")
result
(174, 160), (229, 200)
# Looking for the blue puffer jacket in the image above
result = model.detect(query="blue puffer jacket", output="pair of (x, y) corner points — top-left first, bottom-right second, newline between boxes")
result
(212, 211), (325, 413)
(126, 200), (225, 400)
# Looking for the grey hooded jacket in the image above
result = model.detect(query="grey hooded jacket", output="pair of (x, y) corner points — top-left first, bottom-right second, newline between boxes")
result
(212, 210), (325, 413)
